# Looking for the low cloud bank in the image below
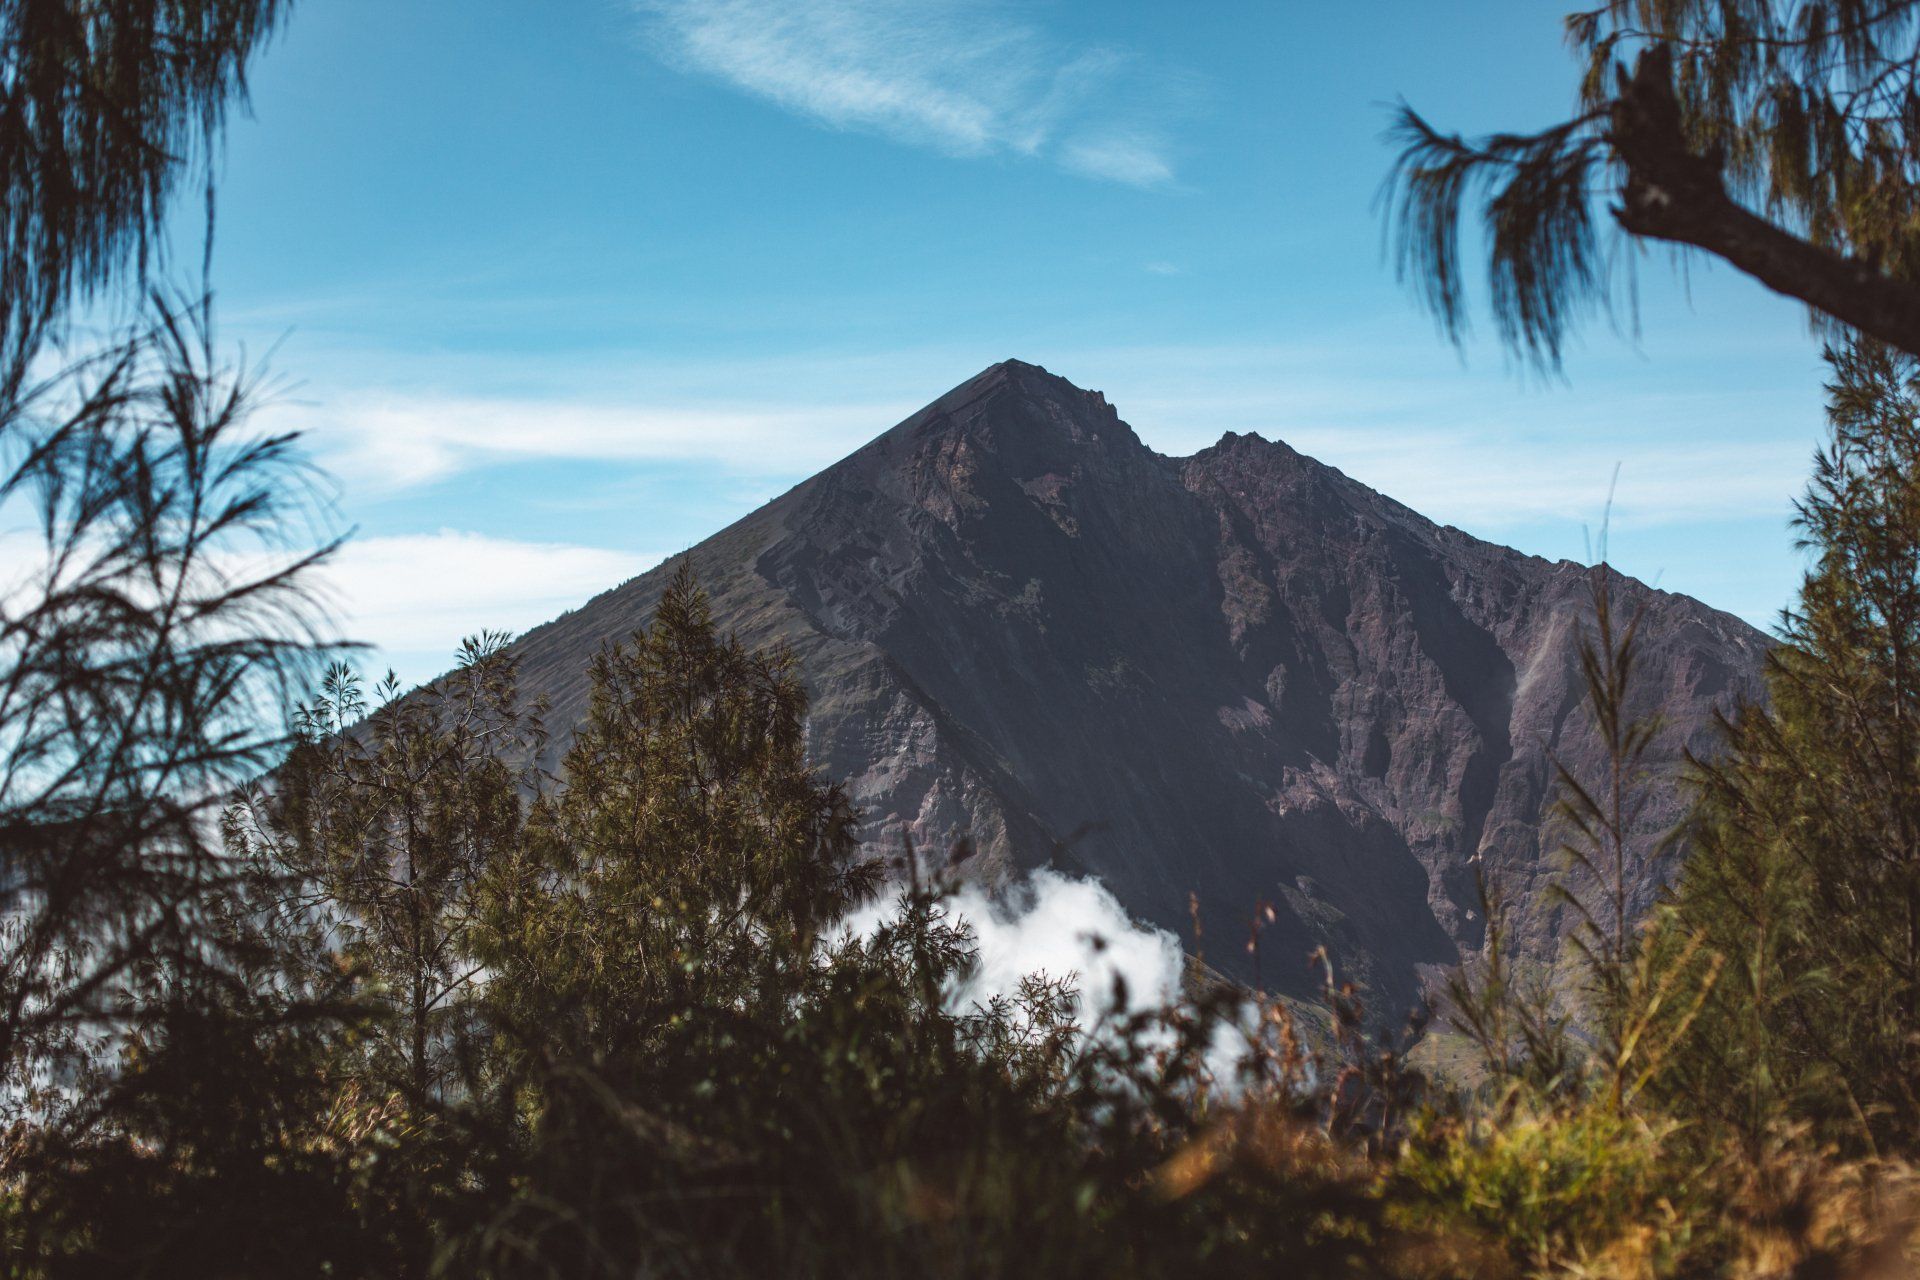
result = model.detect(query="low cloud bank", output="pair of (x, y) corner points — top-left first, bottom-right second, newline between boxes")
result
(840, 868), (1280, 1089)
(843, 868), (1185, 1020)
(944, 869), (1185, 1018)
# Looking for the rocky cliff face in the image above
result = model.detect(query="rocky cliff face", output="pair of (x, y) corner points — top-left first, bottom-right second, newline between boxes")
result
(507, 360), (1770, 1014)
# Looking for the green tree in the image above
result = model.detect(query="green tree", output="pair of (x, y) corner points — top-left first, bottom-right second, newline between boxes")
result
(0, 0), (309, 1118)
(230, 635), (540, 1107)
(456, 566), (1392, 1280)
(474, 562), (873, 1080)
(1384, 2), (1920, 366)
(0, 6), (398, 1273)
(0, 299), (382, 1280)
(459, 564), (891, 1273)
(0, 300), (332, 1124)
(0, 0), (288, 369)
(1649, 338), (1920, 1152)
(8, 941), (383, 1278)
(1437, 563), (1718, 1113)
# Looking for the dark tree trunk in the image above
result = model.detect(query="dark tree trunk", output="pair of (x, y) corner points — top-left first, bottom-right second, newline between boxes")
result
(1610, 47), (1920, 358)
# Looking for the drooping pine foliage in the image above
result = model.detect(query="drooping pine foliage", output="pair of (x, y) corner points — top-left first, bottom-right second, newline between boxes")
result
(1384, 2), (1920, 365)
(0, 0), (289, 368)
(0, 297), (334, 1127)
(0, 0), (312, 1126)
(0, 298), (366, 1278)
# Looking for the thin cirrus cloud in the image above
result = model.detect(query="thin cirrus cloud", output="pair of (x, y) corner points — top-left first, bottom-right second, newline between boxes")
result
(314, 531), (660, 683)
(635, 0), (1182, 186)
(278, 393), (916, 493)
(283, 373), (1804, 536)
(0, 523), (655, 690)
(248, 357), (1814, 638)
(1059, 134), (1174, 186)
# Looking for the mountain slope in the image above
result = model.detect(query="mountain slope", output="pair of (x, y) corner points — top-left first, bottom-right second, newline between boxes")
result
(506, 360), (1770, 1012)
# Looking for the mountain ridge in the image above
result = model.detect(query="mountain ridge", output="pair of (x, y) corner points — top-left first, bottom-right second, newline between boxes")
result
(503, 360), (1769, 1012)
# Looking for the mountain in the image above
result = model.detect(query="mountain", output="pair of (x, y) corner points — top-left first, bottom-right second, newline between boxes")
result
(505, 360), (1770, 1013)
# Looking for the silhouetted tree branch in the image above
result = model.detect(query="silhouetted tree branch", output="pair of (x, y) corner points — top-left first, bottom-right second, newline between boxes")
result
(1610, 47), (1920, 356)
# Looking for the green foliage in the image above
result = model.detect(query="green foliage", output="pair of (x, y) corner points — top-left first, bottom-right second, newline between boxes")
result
(18, 534), (1920, 1279)
(0, 297), (335, 1130)
(1384, 2), (1920, 365)
(1381, 107), (1609, 368)
(445, 565), (1383, 1278)
(10, 985), (384, 1278)
(1650, 337), (1920, 1153)
(1561, 1), (1920, 273)
(1395, 1097), (1696, 1277)
(7, 16), (1920, 1257)
(251, 566), (1406, 1280)
(1406, 336), (1920, 1278)
(1550, 565), (1660, 1007)
(474, 563), (873, 1077)
(0, 0), (289, 366)
(1439, 865), (1576, 1093)
(230, 636), (541, 1104)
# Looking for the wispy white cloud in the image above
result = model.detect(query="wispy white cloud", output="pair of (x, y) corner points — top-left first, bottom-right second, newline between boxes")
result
(1029, 339), (1819, 535)
(314, 531), (658, 676)
(636, 0), (1182, 185)
(0, 516), (655, 691)
(1060, 133), (1174, 186)
(1276, 425), (1804, 534)
(274, 393), (916, 492)
(257, 333), (1819, 629)
(273, 342), (1812, 535)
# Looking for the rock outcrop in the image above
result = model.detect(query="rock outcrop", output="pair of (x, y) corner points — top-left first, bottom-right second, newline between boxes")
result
(505, 360), (1770, 1013)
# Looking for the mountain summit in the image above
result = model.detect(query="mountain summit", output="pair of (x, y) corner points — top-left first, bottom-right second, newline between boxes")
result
(506, 362), (1769, 1009)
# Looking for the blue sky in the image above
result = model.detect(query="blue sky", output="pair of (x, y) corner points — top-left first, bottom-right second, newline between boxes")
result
(176, 0), (1828, 686)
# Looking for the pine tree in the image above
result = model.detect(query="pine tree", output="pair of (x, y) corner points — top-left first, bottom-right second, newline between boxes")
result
(475, 562), (872, 1076)
(0, 301), (333, 1123)
(1653, 336), (1920, 1152)
(232, 633), (540, 1107)
(1384, 4), (1920, 365)
(0, 0), (289, 369)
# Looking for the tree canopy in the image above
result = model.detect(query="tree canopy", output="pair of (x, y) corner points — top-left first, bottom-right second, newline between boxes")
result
(0, 0), (288, 371)
(1385, 2), (1920, 366)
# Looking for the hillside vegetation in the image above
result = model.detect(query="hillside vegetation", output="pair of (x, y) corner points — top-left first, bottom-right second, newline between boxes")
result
(10, 386), (1920, 1276)
(13, 1), (1920, 1276)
